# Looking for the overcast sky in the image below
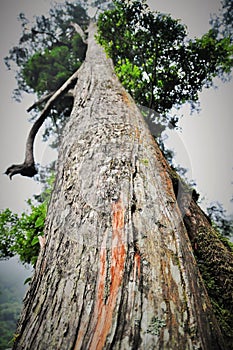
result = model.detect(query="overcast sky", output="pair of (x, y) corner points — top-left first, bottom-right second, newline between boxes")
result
(0, 0), (232, 217)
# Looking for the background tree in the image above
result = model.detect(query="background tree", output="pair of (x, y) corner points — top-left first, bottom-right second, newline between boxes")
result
(2, 0), (233, 349)
(210, 0), (233, 41)
(5, 1), (89, 145)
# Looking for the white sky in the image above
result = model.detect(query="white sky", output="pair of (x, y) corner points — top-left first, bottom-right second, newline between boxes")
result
(0, 0), (232, 216)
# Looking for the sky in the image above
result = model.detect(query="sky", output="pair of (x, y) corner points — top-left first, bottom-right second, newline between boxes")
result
(0, 0), (232, 219)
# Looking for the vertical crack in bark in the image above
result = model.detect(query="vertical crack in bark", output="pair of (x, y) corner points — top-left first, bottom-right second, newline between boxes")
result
(72, 281), (89, 350)
(131, 160), (138, 217)
(128, 158), (144, 348)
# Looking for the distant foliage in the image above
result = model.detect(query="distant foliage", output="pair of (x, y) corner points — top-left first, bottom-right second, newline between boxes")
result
(5, 2), (89, 97)
(22, 36), (85, 95)
(207, 202), (233, 237)
(210, 0), (233, 41)
(0, 260), (29, 350)
(5, 1), (89, 142)
(0, 301), (22, 350)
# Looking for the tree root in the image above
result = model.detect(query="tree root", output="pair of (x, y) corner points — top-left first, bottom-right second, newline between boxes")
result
(5, 67), (80, 179)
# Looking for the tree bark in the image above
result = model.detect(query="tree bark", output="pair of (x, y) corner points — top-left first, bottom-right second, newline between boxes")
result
(13, 22), (226, 350)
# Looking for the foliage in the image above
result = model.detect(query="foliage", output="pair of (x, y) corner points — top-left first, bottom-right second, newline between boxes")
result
(97, 0), (233, 123)
(0, 203), (45, 267)
(22, 37), (84, 95)
(5, 1), (89, 142)
(210, 0), (233, 41)
(5, 1), (89, 97)
(0, 173), (54, 267)
(207, 202), (233, 237)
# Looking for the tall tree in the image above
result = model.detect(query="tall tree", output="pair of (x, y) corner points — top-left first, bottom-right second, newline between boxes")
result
(4, 1), (233, 349)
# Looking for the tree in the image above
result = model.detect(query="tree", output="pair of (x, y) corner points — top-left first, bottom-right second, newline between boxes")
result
(4, 1), (233, 349)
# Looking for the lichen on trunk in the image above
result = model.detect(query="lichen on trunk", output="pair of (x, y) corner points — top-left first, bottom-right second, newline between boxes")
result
(13, 22), (227, 350)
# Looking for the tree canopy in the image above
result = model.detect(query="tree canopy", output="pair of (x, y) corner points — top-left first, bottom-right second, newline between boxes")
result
(97, 0), (233, 124)
(5, 0), (233, 140)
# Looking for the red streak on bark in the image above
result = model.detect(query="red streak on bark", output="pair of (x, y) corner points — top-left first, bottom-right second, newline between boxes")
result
(134, 252), (141, 280)
(89, 198), (126, 350)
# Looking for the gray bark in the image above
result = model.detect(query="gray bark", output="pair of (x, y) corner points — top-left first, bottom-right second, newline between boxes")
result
(13, 23), (225, 350)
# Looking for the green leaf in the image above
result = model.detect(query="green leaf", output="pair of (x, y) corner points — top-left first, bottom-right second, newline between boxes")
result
(31, 236), (39, 246)
(35, 216), (44, 228)
(24, 277), (32, 285)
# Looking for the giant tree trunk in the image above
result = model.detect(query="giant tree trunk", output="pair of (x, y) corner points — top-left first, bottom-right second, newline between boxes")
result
(13, 23), (226, 350)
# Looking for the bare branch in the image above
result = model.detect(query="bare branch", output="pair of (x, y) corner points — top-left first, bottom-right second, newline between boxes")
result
(27, 92), (54, 112)
(5, 67), (80, 179)
(70, 22), (87, 44)
(27, 89), (75, 112)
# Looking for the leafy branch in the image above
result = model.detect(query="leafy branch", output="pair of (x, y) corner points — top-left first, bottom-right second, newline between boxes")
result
(0, 173), (55, 266)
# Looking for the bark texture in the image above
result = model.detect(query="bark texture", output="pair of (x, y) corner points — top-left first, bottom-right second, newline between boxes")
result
(13, 23), (226, 350)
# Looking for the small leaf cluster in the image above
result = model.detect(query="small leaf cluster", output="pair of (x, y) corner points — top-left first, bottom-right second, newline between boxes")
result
(97, 0), (233, 118)
(0, 202), (46, 267)
(0, 173), (54, 267)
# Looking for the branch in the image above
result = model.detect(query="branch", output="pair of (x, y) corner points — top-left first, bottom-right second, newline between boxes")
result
(27, 92), (54, 112)
(5, 68), (80, 179)
(27, 89), (76, 112)
(70, 22), (87, 44)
